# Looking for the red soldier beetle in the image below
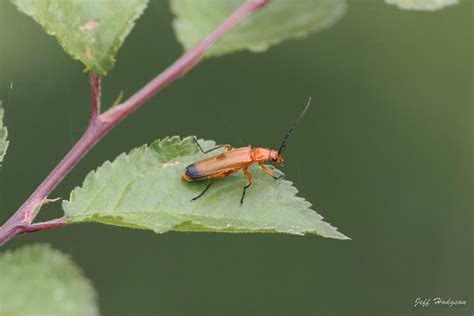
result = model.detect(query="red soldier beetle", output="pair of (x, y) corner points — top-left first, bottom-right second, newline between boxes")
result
(182, 97), (312, 204)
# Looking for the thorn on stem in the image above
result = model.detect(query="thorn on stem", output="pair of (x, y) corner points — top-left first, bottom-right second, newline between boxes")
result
(43, 197), (61, 204)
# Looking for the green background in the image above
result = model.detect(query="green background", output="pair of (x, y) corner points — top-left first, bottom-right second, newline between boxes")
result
(0, 1), (472, 315)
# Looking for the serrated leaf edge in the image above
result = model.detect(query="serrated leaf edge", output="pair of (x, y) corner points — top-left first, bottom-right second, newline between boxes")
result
(0, 107), (9, 164)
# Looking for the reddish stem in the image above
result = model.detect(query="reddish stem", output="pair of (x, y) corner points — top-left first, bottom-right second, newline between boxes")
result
(19, 217), (67, 235)
(90, 73), (101, 122)
(0, 0), (269, 246)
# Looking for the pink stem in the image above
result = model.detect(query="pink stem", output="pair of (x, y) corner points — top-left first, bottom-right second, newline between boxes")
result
(19, 217), (67, 235)
(0, 0), (269, 246)
(90, 73), (101, 122)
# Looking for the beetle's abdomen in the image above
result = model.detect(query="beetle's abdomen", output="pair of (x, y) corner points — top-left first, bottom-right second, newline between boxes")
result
(184, 163), (202, 181)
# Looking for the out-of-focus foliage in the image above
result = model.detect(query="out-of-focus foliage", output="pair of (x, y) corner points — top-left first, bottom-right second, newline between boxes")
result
(0, 105), (8, 165)
(0, 244), (99, 316)
(171, 0), (346, 57)
(385, 0), (458, 11)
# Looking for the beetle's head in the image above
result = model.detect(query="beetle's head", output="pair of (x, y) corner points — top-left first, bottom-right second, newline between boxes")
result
(270, 150), (283, 164)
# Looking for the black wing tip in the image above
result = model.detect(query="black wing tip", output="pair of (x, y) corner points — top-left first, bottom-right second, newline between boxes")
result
(185, 164), (202, 180)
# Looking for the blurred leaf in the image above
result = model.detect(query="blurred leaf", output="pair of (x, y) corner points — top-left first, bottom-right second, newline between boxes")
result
(0, 105), (8, 164)
(0, 244), (99, 316)
(171, 0), (346, 57)
(385, 0), (458, 11)
(11, 0), (149, 75)
(63, 136), (349, 239)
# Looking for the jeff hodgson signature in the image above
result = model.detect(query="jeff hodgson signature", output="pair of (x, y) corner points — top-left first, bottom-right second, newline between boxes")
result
(414, 297), (467, 308)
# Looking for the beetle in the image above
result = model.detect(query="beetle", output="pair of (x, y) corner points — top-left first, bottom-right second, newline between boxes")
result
(182, 97), (311, 204)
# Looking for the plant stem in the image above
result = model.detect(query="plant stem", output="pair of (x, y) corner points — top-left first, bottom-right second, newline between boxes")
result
(19, 217), (67, 234)
(0, 0), (269, 246)
(90, 73), (101, 122)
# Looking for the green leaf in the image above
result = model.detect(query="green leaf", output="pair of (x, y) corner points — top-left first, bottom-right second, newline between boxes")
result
(171, 0), (346, 57)
(11, 0), (149, 75)
(0, 244), (99, 316)
(385, 0), (458, 11)
(63, 136), (349, 239)
(0, 105), (8, 164)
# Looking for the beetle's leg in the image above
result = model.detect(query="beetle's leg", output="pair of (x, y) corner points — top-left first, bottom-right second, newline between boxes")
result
(194, 137), (232, 155)
(259, 163), (283, 180)
(241, 168), (253, 205)
(191, 180), (215, 201)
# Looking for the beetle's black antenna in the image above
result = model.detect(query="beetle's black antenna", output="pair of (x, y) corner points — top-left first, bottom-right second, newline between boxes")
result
(278, 97), (312, 155)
